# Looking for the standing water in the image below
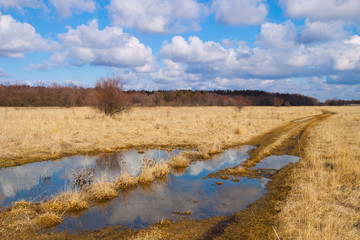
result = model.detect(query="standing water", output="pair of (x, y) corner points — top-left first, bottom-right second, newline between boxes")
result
(0, 145), (299, 232)
(0, 149), (182, 207)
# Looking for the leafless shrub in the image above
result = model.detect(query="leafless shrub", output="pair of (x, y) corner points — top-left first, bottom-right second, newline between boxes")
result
(72, 167), (96, 190)
(94, 76), (132, 116)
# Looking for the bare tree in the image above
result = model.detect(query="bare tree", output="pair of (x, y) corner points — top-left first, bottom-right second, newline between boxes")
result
(95, 76), (131, 116)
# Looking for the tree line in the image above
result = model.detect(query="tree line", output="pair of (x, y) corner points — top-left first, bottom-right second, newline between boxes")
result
(0, 84), (320, 108)
(3, 77), (356, 112)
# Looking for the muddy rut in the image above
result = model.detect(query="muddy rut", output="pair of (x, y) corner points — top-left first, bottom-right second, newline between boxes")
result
(29, 111), (334, 240)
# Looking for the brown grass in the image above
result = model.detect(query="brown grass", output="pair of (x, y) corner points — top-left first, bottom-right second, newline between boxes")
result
(115, 171), (139, 189)
(1, 106), (351, 239)
(42, 189), (89, 212)
(167, 153), (191, 169)
(278, 106), (360, 239)
(87, 180), (118, 202)
(0, 106), (322, 166)
(36, 212), (62, 227)
(227, 167), (247, 174)
(138, 161), (170, 183)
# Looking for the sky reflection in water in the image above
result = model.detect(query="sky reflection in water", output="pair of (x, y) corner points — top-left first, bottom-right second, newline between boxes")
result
(58, 145), (268, 231)
(0, 145), (299, 232)
(0, 149), (181, 207)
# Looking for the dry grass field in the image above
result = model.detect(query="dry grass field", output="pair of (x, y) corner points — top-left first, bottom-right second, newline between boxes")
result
(279, 106), (360, 239)
(1, 106), (359, 239)
(0, 106), (321, 167)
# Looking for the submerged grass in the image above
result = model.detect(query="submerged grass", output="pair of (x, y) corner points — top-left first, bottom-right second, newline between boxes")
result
(0, 158), (174, 238)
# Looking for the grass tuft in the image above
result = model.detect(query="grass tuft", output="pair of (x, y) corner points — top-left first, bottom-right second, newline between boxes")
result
(167, 154), (190, 169)
(87, 180), (118, 202)
(37, 212), (63, 227)
(138, 159), (170, 184)
(227, 167), (247, 174)
(42, 189), (89, 212)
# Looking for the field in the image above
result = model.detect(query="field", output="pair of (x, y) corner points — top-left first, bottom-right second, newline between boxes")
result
(0, 106), (321, 167)
(279, 107), (360, 239)
(0, 106), (359, 239)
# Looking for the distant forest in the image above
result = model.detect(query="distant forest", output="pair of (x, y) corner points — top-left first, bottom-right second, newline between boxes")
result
(0, 84), (358, 107)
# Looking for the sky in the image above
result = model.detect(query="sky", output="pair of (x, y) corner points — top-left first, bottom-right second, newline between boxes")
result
(0, 0), (359, 101)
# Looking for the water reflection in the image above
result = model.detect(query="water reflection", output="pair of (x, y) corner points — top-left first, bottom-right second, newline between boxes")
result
(58, 146), (261, 231)
(60, 172), (265, 231)
(0, 145), (298, 234)
(254, 155), (299, 170)
(0, 149), (180, 207)
(188, 145), (253, 176)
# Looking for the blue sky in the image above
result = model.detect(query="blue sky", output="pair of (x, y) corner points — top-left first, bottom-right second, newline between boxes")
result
(0, 0), (359, 101)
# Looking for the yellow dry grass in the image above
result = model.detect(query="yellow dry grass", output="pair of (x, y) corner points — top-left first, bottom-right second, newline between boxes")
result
(138, 161), (171, 183)
(167, 153), (191, 169)
(1, 106), (348, 239)
(87, 180), (118, 202)
(115, 171), (139, 189)
(278, 106), (360, 239)
(0, 106), (321, 164)
(1, 199), (63, 239)
(42, 189), (89, 212)
(36, 212), (62, 227)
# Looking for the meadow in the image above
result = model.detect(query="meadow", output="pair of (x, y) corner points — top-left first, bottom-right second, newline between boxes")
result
(0, 106), (321, 167)
(278, 106), (360, 239)
(0, 106), (359, 239)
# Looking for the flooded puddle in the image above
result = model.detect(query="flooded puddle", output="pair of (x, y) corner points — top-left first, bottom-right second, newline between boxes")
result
(58, 145), (269, 231)
(0, 145), (300, 233)
(0, 149), (182, 207)
(254, 155), (299, 170)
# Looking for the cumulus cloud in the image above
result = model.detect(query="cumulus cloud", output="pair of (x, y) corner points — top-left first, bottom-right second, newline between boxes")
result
(158, 20), (360, 87)
(298, 19), (349, 44)
(107, 0), (207, 34)
(327, 35), (360, 71)
(149, 59), (200, 88)
(212, 0), (267, 26)
(0, 12), (57, 58)
(160, 36), (228, 63)
(256, 21), (297, 49)
(50, 19), (155, 70)
(280, 0), (360, 22)
(49, 0), (95, 18)
(0, 0), (44, 10)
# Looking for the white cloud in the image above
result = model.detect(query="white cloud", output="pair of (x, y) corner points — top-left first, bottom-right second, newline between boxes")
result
(324, 35), (360, 71)
(0, 0), (44, 9)
(49, 0), (95, 18)
(212, 0), (267, 26)
(158, 21), (360, 87)
(107, 0), (207, 34)
(299, 19), (349, 43)
(0, 12), (56, 58)
(160, 36), (229, 63)
(256, 21), (297, 49)
(54, 19), (154, 70)
(150, 59), (198, 86)
(280, 0), (360, 22)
